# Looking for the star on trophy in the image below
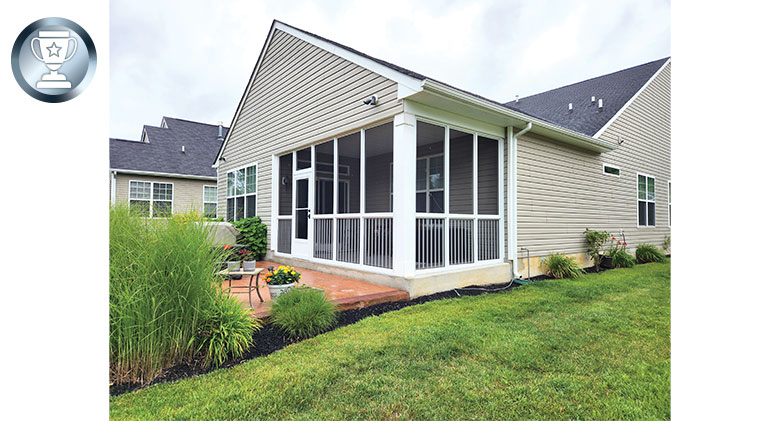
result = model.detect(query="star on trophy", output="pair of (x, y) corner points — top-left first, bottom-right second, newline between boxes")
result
(30, 30), (78, 88)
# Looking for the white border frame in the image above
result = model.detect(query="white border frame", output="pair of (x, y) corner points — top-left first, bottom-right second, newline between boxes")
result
(636, 172), (657, 228)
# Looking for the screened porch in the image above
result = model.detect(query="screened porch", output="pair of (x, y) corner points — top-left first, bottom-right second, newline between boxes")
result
(272, 115), (503, 275)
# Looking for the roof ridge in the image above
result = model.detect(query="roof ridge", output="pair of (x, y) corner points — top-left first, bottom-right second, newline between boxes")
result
(163, 116), (230, 128)
(510, 57), (670, 103)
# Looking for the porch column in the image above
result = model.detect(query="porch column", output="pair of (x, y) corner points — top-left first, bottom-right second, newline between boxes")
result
(393, 112), (416, 277)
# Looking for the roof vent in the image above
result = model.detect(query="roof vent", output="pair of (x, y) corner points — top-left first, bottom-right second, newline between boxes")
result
(598, 98), (603, 110)
(217, 122), (224, 142)
(568, 102), (573, 111)
(515, 95), (519, 103)
(591, 96), (596, 104)
(181, 145), (185, 153)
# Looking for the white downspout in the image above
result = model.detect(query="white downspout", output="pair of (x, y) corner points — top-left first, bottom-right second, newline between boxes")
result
(508, 122), (532, 278)
(110, 171), (117, 205)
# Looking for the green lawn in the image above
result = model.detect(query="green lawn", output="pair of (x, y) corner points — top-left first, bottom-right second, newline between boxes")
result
(110, 262), (671, 420)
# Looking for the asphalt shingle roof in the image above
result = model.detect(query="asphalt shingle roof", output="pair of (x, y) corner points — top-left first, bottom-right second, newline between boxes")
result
(279, 21), (668, 138)
(501, 58), (670, 136)
(110, 117), (228, 178)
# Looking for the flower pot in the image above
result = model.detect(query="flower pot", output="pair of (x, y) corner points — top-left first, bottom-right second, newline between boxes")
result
(226, 261), (241, 272)
(243, 260), (256, 271)
(267, 283), (295, 299)
(600, 255), (614, 269)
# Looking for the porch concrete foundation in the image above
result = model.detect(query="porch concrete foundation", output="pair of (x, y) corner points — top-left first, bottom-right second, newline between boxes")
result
(267, 251), (512, 298)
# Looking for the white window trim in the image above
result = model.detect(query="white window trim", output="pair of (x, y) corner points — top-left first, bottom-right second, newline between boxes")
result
(668, 180), (672, 228)
(636, 172), (656, 228)
(226, 164), (258, 221)
(128, 180), (174, 218)
(203, 185), (218, 218)
(602, 163), (621, 177)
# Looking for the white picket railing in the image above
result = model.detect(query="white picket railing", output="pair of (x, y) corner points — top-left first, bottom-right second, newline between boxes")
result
(335, 216), (360, 264)
(415, 217), (445, 269)
(477, 218), (500, 261)
(364, 217), (393, 269)
(449, 218), (474, 265)
(313, 217), (333, 260)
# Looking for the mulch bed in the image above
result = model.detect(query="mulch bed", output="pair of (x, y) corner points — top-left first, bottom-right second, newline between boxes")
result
(110, 264), (629, 396)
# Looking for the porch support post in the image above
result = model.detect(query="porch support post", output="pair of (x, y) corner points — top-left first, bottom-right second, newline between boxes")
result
(393, 112), (417, 277)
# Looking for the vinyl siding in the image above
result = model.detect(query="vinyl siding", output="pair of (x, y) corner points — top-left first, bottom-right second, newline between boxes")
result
(515, 62), (671, 259)
(217, 29), (404, 244)
(114, 173), (216, 216)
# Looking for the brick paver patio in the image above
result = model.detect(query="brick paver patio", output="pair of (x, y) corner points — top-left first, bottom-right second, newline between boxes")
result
(222, 260), (409, 319)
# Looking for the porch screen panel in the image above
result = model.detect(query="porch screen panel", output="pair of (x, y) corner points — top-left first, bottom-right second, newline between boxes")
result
(416, 121), (445, 213)
(337, 133), (360, 214)
(277, 219), (292, 254)
(315, 141), (334, 215)
(449, 129), (473, 214)
(278, 153), (293, 216)
(364, 122), (393, 213)
(477, 136), (499, 215)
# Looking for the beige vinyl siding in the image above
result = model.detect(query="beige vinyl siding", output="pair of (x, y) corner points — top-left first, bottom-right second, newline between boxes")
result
(115, 173), (216, 216)
(217, 29), (403, 244)
(515, 62), (671, 259)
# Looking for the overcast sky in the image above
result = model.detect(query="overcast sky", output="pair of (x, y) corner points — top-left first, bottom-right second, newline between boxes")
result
(109, 0), (670, 140)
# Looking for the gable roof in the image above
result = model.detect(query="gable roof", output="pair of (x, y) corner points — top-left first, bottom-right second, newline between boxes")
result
(502, 58), (670, 137)
(219, 21), (671, 162)
(110, 117), (228, 179)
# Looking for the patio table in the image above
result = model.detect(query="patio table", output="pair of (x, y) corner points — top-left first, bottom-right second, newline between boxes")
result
(219, 267), (265, 309)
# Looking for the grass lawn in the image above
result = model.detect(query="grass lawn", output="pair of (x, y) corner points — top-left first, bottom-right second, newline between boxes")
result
(110, 262), (671, 420)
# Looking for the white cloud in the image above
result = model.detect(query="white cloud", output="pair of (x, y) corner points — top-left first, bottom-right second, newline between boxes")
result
(110, 0), (670, 139)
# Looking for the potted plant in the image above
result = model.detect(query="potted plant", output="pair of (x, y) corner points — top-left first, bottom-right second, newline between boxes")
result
(239, 248), (256, 271)
(584, 228), (611, 272)
(263, 265), (302, 299)
(602, 236), (626, 269)
(222, 244), (241, 272)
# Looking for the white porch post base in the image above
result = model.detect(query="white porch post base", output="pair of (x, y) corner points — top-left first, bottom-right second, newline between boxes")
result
(393, 112), (417, 277)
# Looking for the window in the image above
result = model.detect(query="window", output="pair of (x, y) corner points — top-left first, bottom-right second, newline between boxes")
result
(603, 164), (620, 177)
(203, 185), (217, 218)
(637, 173), (656, 227)
(668, 181), (671, 227)
(226, 164), (256, 222)
(129, 180), (172, 217)
(416, 155), (445, 213)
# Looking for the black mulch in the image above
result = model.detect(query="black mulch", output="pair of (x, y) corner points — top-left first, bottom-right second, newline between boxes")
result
(110, 263), (630, 396)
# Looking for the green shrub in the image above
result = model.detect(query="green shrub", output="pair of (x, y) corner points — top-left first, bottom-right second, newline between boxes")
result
(611, 249), (636, 268)
(196, 293), (259, 367)
(541, 253), (585, 279)
(110, 205), (254, 384)
(270, 287), (337, 339)
(232, 216), (268, 259)
(584, 229), (611, 271)
(635, 244), (667, 263)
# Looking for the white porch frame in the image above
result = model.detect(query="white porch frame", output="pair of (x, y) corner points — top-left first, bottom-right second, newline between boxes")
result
(270, 110), (505, 278)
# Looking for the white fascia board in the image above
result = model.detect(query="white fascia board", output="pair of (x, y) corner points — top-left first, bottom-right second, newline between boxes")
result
(420, 80), (616, 153)
(593, 58), (671, 138)
(111, 168), (217, 181)
(213, 21), (425, 167)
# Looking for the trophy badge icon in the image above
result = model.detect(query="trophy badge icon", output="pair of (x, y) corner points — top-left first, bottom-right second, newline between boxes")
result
(30, 30), (78, 89)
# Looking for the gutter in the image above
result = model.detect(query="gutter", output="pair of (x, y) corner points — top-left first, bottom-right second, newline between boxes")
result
(111, 171), (117, 205)
(110, 168), (217, 181)
(507, 122), (533, 279)
(421, 80), (616, 153)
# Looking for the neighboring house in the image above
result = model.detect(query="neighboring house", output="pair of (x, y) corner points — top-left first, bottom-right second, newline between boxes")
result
(110, 116), (228, 218)
(214, 20), (670, 297)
